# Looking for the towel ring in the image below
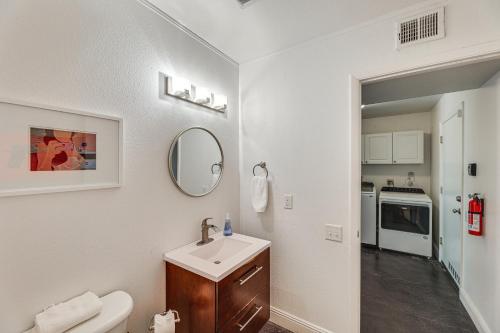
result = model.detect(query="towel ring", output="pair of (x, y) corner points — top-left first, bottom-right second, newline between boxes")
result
(211, 162), (222, 174)
(252, 162), (268, 178)
(148, 310), (180, 332)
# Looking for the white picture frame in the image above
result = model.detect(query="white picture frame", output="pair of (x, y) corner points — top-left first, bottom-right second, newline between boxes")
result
(0, 99), (123, 197)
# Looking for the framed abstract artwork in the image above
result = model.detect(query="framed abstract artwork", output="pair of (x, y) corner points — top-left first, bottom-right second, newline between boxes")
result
(0, 99), (122, 197)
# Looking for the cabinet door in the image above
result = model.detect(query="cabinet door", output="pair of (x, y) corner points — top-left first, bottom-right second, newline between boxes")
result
(393, 131), (424, 164)
(365, 133), (393, 164)
(217, 249), (269, 328)
(220, 293), (269, 333)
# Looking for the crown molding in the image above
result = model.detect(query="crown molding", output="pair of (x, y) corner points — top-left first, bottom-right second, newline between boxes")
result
(137, 0), (239, 66)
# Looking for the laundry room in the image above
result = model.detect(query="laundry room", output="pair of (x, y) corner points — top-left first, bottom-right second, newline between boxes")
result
(361, 99), (434, 255)
(359, 57), (500, 332)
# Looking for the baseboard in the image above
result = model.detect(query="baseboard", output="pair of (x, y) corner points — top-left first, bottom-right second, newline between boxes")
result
(270, 306), (334, 333)
(459, 289), (492, 333)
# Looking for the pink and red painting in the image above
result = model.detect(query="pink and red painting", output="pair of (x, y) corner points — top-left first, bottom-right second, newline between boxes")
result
(30, 127), (97, 171)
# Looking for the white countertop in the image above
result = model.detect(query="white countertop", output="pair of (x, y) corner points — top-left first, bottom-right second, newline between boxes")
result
(163, 233), (271, 282)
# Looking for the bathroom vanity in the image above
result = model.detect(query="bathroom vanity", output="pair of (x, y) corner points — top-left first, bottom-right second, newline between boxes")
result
(164, 233), (271, 333)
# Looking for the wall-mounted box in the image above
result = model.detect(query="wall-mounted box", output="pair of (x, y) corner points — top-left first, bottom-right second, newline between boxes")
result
(468, 163), (477, 176)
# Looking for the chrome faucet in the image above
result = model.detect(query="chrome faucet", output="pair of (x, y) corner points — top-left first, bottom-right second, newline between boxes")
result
(197, 218), (219, 246)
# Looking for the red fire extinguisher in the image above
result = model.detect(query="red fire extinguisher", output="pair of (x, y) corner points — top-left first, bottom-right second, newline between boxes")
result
(468, 194), (484, 236)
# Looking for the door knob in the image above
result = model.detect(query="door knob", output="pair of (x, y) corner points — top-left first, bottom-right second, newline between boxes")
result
(452, 208), (461, 215)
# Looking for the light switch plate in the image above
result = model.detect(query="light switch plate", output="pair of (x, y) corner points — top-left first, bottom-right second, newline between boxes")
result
(284, 194), (293, 209)
(325, 224), (343, 242)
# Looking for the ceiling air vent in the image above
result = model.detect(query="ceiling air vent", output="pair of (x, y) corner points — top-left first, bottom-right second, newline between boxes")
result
(396, 7), (445, 49)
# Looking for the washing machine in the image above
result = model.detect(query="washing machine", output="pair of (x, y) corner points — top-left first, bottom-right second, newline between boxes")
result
(361, 182), (377, 246)
(379, 187), (432, 257)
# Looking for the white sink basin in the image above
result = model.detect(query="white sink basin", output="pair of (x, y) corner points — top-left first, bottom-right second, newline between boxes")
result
(189, 237), (252, 263)
(164, 233), (270, 282)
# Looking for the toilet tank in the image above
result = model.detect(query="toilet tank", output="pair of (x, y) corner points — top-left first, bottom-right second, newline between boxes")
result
(66, 291), (133, 333)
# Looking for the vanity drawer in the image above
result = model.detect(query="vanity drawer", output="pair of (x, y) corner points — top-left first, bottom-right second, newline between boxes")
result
(217, 248), (270, 326)
(220, 294), (270, 333)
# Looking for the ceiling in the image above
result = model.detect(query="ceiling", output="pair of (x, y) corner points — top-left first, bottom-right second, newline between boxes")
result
(147, 0), (428, 63)
(362, 57), (500, 105)
(362, 95), (441, 119)
(362, 57), (500, 118)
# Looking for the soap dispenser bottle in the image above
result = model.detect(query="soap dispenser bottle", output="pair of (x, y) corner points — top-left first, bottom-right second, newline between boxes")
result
(223, 213), (233, 236)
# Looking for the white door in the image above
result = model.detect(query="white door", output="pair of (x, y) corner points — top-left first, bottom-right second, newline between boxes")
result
(365, 133), (393, 164)
(441, 108), (463, 286)
(393, 131), (424, 164)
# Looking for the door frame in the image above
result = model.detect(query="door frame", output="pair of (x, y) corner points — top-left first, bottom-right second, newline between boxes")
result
(438, 106), (465, 276)
(348, 51), (500, 333)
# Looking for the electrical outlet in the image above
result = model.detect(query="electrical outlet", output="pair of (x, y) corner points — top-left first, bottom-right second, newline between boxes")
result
(284, 194), (293, 209)
(325, 224), (343, 242)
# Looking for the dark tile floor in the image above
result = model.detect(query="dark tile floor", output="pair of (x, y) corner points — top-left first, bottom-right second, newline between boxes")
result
(362, 247), (478, 333)
(260, 321), (293, 333)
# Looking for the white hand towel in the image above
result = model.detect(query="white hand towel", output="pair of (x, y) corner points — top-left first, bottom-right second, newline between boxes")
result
(251, 175), (268, 213)
(33, 291), (103, 333)
(154, 311), (176, 333)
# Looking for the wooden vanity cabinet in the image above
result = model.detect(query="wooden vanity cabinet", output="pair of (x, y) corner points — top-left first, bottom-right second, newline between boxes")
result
(166, 248), (270, 333)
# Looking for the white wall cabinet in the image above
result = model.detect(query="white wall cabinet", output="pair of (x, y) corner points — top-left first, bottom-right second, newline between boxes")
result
(393, 131), (424, 164)
(364, 133), (393, 164)
(362, 131), (424, 165)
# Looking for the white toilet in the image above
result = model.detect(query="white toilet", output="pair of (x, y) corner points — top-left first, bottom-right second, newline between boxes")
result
(66, 291), (133, 333)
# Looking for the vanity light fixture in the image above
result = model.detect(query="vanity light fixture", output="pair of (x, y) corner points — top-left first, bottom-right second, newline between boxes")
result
(194, 86), (212, 105)
(167, 76), (192, 99)
(212, 94), (228, 112)
(163, 73), (228, 113)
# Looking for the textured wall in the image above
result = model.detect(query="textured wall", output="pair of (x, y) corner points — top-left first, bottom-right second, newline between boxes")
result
(239, 0), (500, 331)
(0, 1), (239, 332)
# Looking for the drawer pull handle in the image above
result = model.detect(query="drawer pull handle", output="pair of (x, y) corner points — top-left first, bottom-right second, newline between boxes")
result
(237, 305), (263, 331)
(239, 266), (263, 285)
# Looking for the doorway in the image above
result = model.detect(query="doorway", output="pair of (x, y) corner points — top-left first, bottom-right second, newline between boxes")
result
(351, 54), (500, 333)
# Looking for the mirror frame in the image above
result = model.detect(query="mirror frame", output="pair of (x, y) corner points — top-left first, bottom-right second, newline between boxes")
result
(168, 127), (224, 197)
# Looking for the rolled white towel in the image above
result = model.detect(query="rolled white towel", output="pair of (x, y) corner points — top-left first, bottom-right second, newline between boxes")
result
(251, 175), (268, 213)
(32, 291), (103, 333)
(154, 311), (176, 333)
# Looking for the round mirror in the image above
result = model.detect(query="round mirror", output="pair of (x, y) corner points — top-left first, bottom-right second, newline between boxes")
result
(168, 127), (224, 197)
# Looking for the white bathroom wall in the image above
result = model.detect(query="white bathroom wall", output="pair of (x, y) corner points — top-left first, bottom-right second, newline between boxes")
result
(239, 0), (500, 332)
(430, 71), (500, 333)
(362, 112), (433, 195)
(0, 1), (239, 332)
